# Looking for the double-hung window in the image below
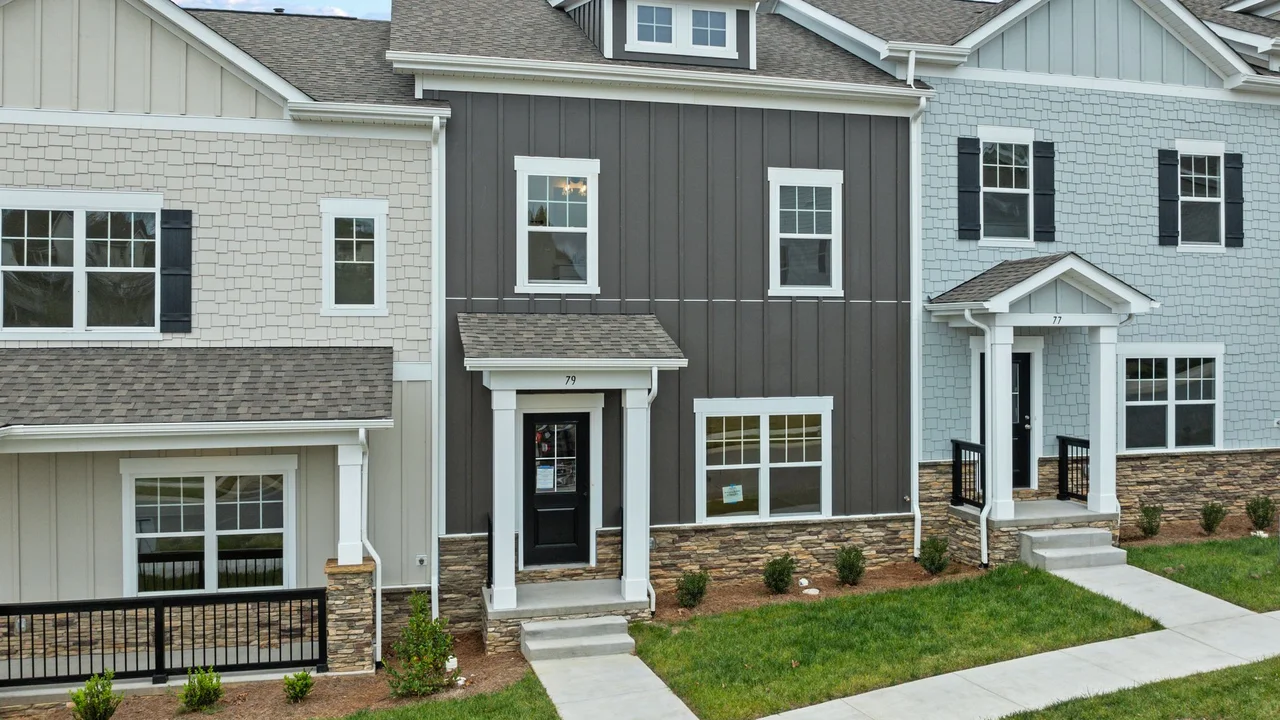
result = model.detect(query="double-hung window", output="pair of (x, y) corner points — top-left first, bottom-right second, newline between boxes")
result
(1176, 140), (1224, 247)
(767, 168), (843, 297)
(626, 2), (738, 58)
(122, 456), (296, 596)
(979, 127), (1034, 242)
(320, 198), (388, 316)
(515, 156), (600, 294)
(694, 397), (833, 523)
(1120, 344), (1223, 451)
(0, 190), (163, 333)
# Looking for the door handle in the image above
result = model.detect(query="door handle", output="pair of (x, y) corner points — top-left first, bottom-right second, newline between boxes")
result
(1024, 424), (1032, 430)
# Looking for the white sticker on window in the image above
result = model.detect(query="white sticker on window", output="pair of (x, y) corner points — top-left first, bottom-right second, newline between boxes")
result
(536, 465), (556, 492)
(722, 484), (744, 505)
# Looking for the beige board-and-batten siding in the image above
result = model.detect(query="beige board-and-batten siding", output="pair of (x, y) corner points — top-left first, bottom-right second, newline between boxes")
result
(0, 0), (283, 117)
(0, 380), (433, 603)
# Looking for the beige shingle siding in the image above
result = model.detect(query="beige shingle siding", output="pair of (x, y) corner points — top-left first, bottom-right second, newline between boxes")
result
(0, 124), (434, 362)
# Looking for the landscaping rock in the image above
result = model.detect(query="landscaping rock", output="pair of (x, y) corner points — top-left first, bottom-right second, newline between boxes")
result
(802, 588), (820, 596)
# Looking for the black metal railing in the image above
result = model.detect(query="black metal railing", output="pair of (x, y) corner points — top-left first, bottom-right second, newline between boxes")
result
(1057, 436), (1090, 502)
(0, 588), (326, 687)
(485, 512), (494, 590)
(950, 439), (986, 509)
(618, 504), (625, 580)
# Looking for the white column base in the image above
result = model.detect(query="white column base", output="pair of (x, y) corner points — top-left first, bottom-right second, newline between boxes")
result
(490, 585), (518, 611)
(622, 577), (648, 603)
(988, 498), (1016, 521)
(337, 443), (364, 566)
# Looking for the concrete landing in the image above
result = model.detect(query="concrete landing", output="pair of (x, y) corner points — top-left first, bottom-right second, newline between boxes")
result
(484, 579), (648, 621)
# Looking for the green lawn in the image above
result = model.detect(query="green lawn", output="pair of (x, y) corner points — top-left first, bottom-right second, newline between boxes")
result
(1010, 656), (1280, 719)
(1128, 536), (1280, 612)
(342, 673), (559, 720)
(632, 565), (1158, 720)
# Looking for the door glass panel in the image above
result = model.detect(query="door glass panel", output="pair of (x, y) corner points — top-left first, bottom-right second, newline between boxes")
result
(534, 422), (579, 494)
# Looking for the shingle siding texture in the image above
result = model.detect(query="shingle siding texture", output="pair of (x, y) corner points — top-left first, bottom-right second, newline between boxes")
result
(0, 347), (393, 425)
(457, 313), (685, 361)
(920, 77), (1280, 459)
(0, 124), (432, 361)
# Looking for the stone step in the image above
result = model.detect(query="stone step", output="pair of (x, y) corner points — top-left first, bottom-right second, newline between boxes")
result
(1020, 528), (1115, 554)
(521, 615), (629, 643)
(1028, 546), (1128, 571)
(520, 633), (636, 661)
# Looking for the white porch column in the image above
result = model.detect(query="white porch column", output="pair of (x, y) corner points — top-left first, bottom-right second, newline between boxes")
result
(1088, 326), (1120, 514)
(620, 388), (651, 603)
(987, 326), (1016, 520)
(490, 389), (519, 610)
(337, 443), (364, 566)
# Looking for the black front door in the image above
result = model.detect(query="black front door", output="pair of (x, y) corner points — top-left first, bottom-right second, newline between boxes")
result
(980, 352), (1034, 489)
(523, 413), (590, 566)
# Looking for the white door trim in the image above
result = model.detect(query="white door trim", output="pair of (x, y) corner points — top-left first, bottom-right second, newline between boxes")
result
(970, 336), (1044, 491)
(515, 393), (605, 569)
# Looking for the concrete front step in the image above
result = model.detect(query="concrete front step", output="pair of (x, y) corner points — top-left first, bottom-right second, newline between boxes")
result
(521, 633), (636, 661)
(521, 615), (629, 643)
(1029, 546), (1129, 571)
(1020, 527), (1115, 553)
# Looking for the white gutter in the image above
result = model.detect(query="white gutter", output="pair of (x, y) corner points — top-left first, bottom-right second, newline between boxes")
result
(464, 357), (689, 372)
(909, 96), (927, 558)
(286, 101), (452, 126)
(429, 116), (447, 619)
(0, 418), (394, 442)
(358, 428), (384, 664)
(882, 41), (972, 66)
(961, 309), (993, 567)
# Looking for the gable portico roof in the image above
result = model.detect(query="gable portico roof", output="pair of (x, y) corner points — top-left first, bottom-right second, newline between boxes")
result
(458, 313), (687, 370)
(928, 252), (1158, 315)
(0, 347), (393, 428)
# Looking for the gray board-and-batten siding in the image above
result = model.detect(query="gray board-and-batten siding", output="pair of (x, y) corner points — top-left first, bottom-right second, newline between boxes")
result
(436, 91), (911, 534)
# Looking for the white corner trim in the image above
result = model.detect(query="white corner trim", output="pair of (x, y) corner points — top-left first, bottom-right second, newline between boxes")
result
(393, 362), (435, 382)
(286, 101), (452, 126)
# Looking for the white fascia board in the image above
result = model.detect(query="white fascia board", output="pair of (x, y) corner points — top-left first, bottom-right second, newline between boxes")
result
(953, 0), (1049, 49)
(1226, 72), (1280, 92)
(1224, 0), (1270, 11)
(985, 256), (1158, 314)
(882, 42), (972, 67)
(286, 101), (451, 126)
(464, 357), (689, 371)
(0, 419), (394, 454)
(125, 0), (310, 105)
(1206, 21), (1280, 54)
(387, 51), (932, 111)
(774, 0), (897, 76)
(1131, 0), (1255, 78)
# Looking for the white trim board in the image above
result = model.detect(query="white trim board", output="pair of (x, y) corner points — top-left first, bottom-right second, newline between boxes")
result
(0, 419), (393, 454)
(925, 66), (1280, 105)
(319, 197), (390, 317)
(1116, 342), (1226, 454)
(969, 335), (1045, 489)
(766, 167), (845, 298)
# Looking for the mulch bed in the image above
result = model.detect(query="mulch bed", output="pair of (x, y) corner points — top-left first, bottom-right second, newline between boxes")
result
(8, 633), (528, 720)
(1120, 516), (1257, 547)
(651, 561), (980, 622)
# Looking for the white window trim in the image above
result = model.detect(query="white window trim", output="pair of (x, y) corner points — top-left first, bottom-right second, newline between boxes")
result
(624, 1), (739, 59)
(0, 188), (164, 338)
(767, 167), (844, 298)
(319, 197), (389, 317)
(1174, 139), (1227, 251)
(120, 455), (299, 597)
(976, 126), (1035, 247)
(1117, 342), (1225, 455)
(693, 396), (834, 524)
(514, 156), (601, 295)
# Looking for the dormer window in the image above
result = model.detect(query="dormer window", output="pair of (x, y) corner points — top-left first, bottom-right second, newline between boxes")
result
(625, 1), (739, 59)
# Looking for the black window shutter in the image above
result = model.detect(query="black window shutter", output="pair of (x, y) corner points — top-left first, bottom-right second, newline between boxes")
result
(1224, 153), (1243, 247)
(957, 137), (981, 240)
(160, 209), (193, 333)
(1158, 149), (1179, 246)
(1032, 141), (1055, 242)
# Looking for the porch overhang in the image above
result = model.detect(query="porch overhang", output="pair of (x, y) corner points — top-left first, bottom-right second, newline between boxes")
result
(457, 312), (688, 373)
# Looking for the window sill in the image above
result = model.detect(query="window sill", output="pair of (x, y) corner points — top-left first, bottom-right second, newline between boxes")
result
(1176, 244), (1226, 254)
(0, 330), (164, 341)
(977, 238), (1035, 249)
(515, 284), (601, 296)
(767, 287), (844, 298)
(697, 512), (826, 526)
(1118, 445), (1220, 457)
(623, 41), (738, 60)
(321, 306), (389, 318)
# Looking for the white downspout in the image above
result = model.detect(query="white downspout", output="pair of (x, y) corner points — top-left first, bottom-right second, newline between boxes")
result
(962, 309), (993, 567)
(909, 95), (927, 558)
(906, 49), (918, 89)
(429, 115), (447, 620)
(358, 427), (384, 663)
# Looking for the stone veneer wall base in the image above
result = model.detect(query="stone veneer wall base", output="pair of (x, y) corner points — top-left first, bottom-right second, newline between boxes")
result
(324, 558), (377, 673)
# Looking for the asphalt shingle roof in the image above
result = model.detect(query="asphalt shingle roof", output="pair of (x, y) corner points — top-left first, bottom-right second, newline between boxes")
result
(389, 0), (914, 87)
(0, 347), (393, 427)
(188, 10), (442, 108)
(457, 313), (685, 361)
(930, 253), (1072, 304)
(1186, 0), (1280, 38)
(804, 0), (1022, 45)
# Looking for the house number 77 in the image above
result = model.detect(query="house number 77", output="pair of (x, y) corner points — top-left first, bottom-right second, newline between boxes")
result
(565, 375), (577, 386)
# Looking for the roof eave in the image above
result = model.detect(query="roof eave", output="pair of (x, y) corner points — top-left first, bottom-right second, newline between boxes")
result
(1225, 72), (1280, 91)
(882, 42), (972, 67)
(287, 100), (452, 126)
(464, 357), (689, 372)
(0, 418), (395, 453)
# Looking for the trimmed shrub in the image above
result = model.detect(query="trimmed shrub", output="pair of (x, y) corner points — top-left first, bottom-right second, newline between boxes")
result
(1246, 496), (1277, 532)
(179, 667), (223, 711)
(763, 555), (797, 594)
(283, 670), (315, 704)
(1137, 503), (1163, 538)
(835, 545), (866, 586)
(1200, 502), (1227, 535)
(68, 670), (123, 720)
(919, 537), (950, 575)
(386, 591), (458, 698)
(675, 570), (710, 609)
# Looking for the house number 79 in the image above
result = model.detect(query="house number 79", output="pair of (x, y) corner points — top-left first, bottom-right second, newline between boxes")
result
(565, 375), (577, 386)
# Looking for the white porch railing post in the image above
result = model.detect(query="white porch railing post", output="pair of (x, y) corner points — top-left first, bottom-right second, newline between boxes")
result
(337, 443), (364, 566)
(987, 326), (1016, 520)
(620, 388), (651, 603)
(490, 389), (518, 610)
(1088, 326), (1120, 514)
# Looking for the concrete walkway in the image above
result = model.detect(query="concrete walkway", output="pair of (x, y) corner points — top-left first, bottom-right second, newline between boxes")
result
(531, 653), (698, 720)
(762, 565), (1280, 720)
